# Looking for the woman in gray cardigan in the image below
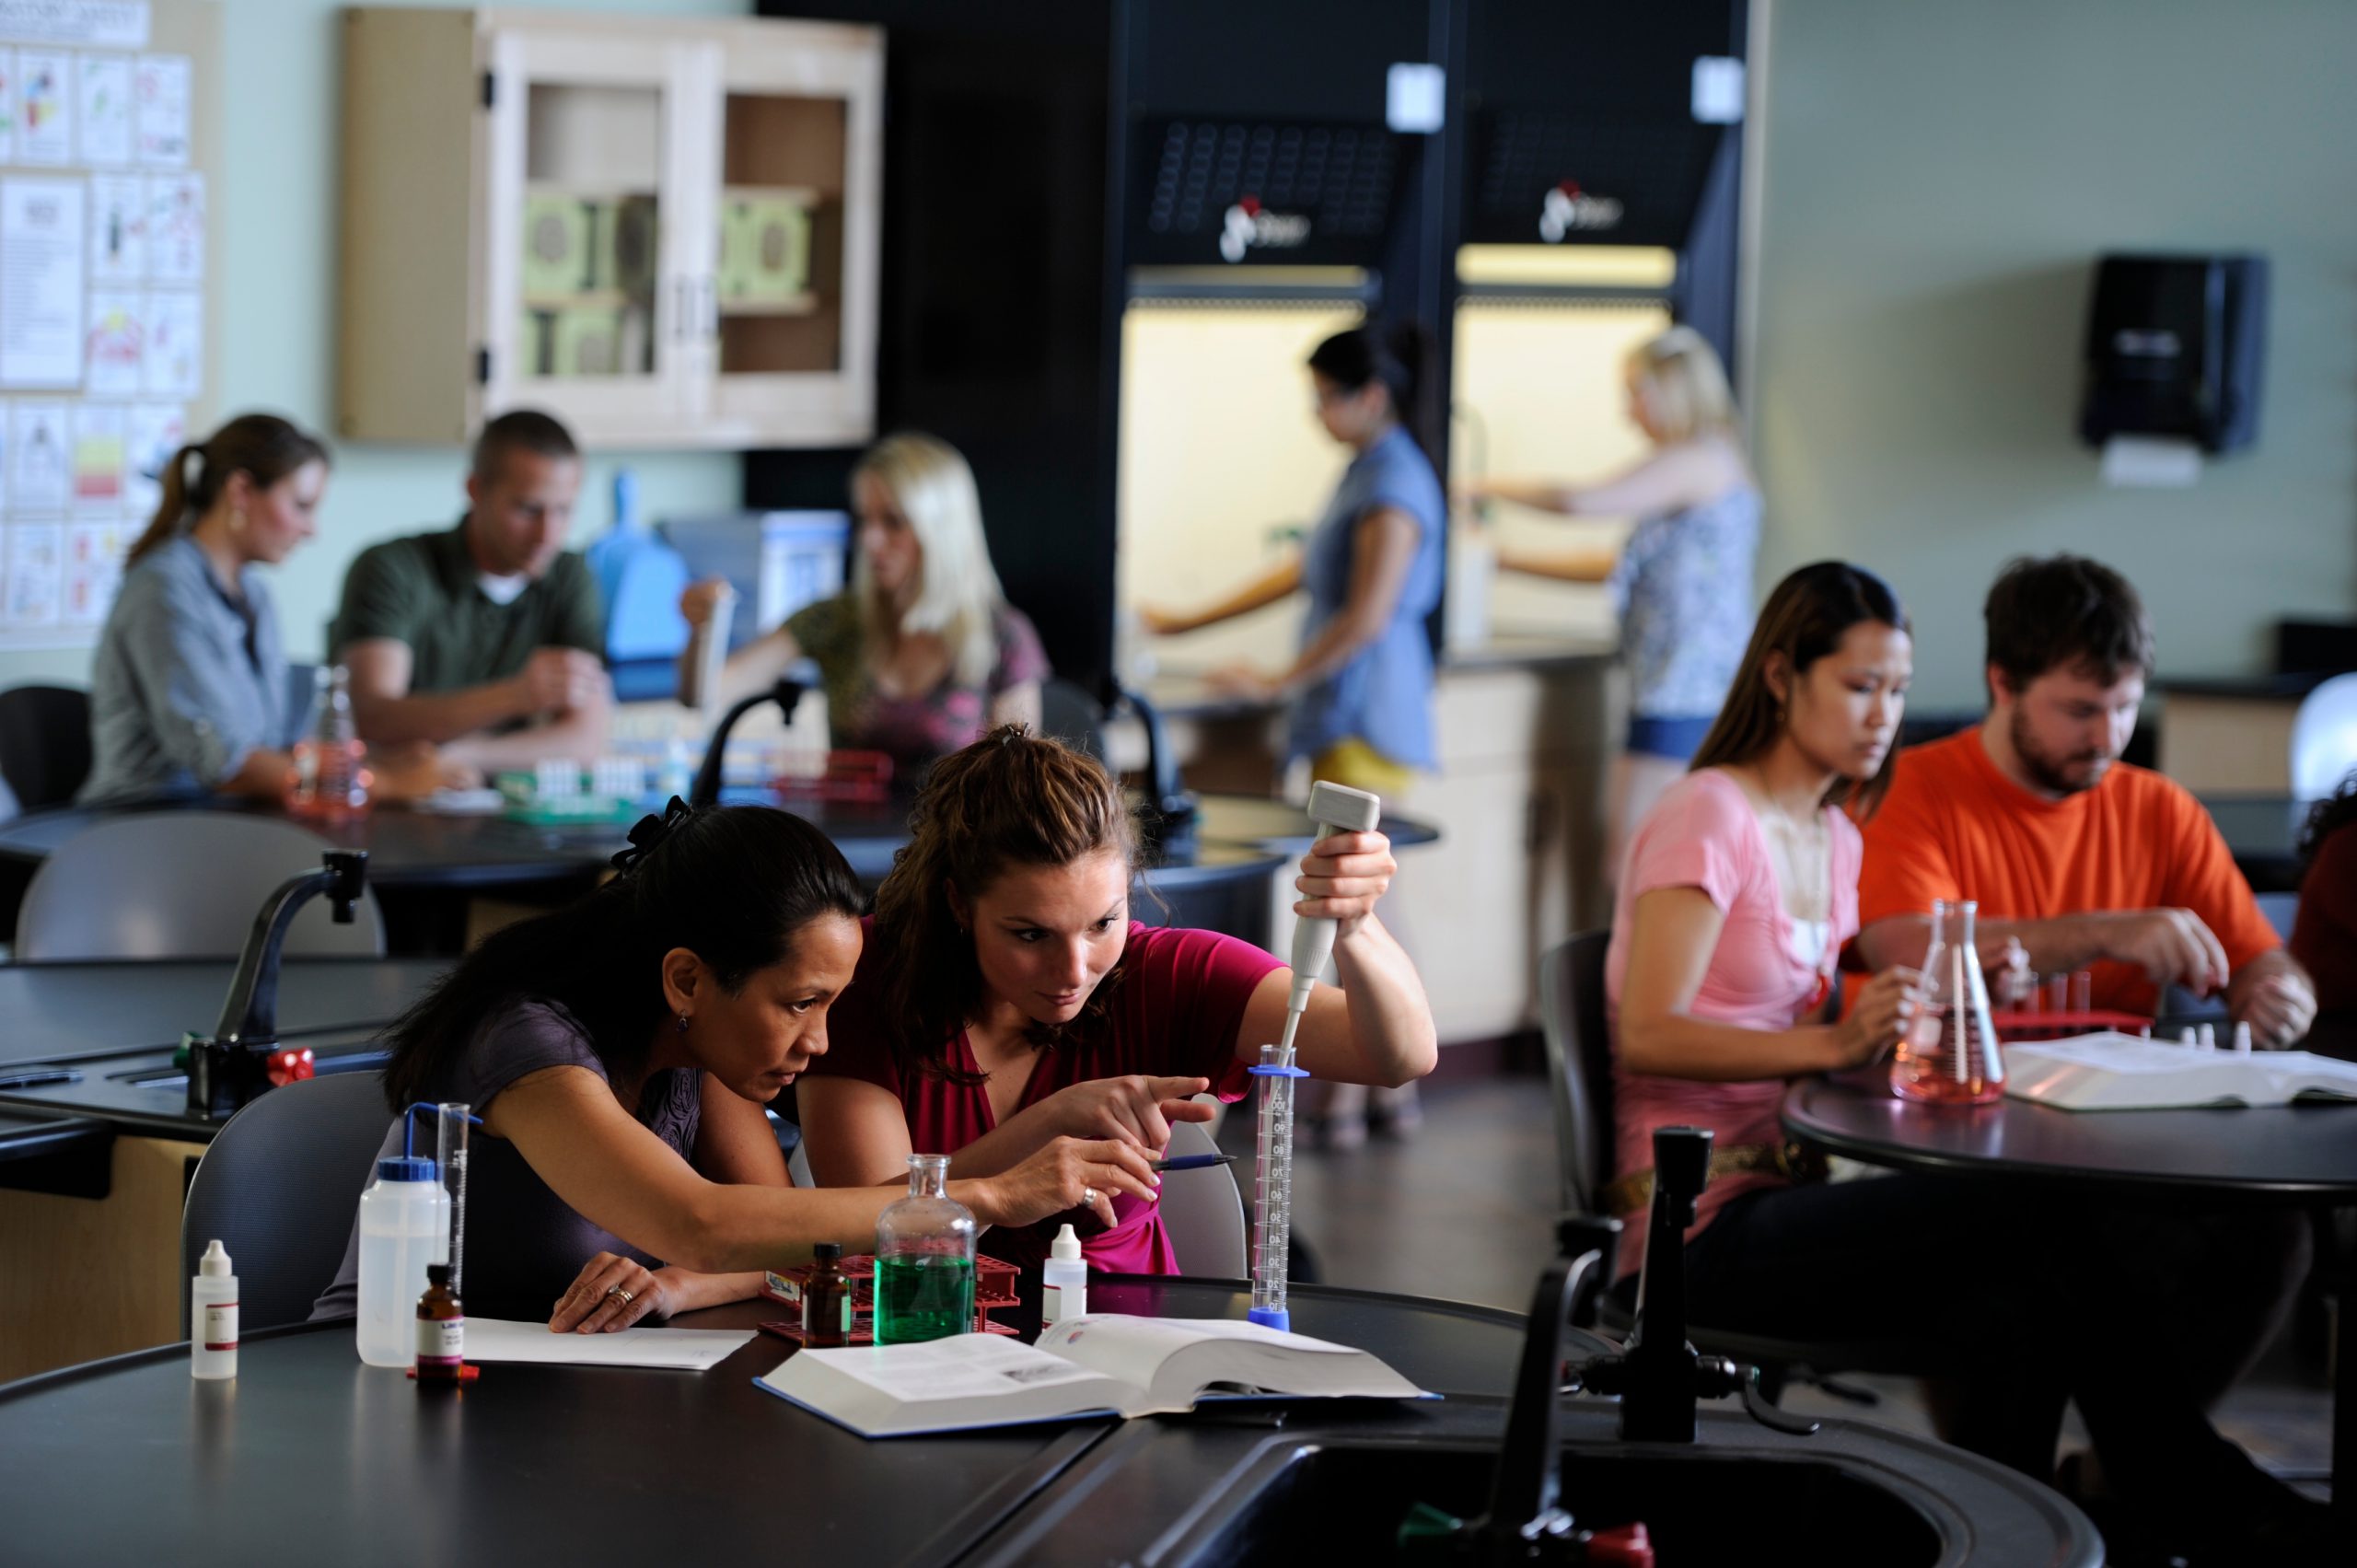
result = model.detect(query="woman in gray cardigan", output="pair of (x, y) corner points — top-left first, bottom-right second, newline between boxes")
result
(80, 413), (448, 805)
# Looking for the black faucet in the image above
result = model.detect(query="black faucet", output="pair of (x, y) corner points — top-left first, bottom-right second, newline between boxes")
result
(1106, 679), (1198, 854)
(186, 851), (369, 1119)
(690, 676), (807, 808)
(1572, 1125), (1817, 1442)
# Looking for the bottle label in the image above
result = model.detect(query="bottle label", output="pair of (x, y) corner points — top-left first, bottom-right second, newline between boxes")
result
(201, 1301), (238, 1352)
(1042, 1283), (1064, 1324)
(418, 1316), (465, 1365)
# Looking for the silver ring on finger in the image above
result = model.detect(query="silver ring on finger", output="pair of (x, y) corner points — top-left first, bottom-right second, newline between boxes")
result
(1082, 1186), (1098, 1207)
(605, 1285), (633, 1306)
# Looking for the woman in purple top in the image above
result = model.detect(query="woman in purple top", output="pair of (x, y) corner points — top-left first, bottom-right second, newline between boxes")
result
(315, 801), (1155, 1330)
(679, 433), (1049, 776)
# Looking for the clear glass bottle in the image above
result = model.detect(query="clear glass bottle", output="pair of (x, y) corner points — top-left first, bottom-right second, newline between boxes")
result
(288, 664), (370, 820)
(1890, 899), (2006, 1105)
(872, 1154), (975, 1344)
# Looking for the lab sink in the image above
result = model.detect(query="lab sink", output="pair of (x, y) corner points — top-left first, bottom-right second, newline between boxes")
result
(1192, 1438), (1936, 1567)
(961, 1399), (2101, 1568)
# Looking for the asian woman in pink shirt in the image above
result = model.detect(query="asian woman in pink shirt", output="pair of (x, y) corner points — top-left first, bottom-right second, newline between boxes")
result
(796, 726), (1438, 1276)
(1611, 561), (2321, 1562)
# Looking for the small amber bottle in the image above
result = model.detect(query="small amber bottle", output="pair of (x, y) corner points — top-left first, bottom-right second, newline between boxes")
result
(416, 1263), (465, 1381)
(802, 1242), (853, 1347)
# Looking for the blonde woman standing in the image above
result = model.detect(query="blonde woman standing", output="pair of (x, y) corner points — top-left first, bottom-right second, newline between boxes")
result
(1462, 326), (1760, 879)
(679, 433), (1047, 774)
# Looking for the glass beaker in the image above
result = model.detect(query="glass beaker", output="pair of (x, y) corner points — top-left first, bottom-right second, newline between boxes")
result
(1890, 900), (2005, 1105)
(287, 664), (370, 820)
(872, 1154), (976, 1344)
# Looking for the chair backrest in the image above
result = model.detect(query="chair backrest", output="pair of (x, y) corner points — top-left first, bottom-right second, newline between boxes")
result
(0, 684), (92, 812)
(1039, 677), (1109, 761)
(180, 1068), (400, 1332)
(16, 812), (387, 962)
(1157, 1116), (1248, 1279)
(1538, 930), (1616, 1215)
(2292, 673), (2357, 800)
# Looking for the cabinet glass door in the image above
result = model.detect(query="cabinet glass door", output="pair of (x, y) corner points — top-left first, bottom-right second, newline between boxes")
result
(481, 30), (701, 441)
(700, 37), (881, 446)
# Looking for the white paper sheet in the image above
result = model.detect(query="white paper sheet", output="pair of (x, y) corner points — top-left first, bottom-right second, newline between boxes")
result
(0, 51), (19, 163)
(12, 403), (70, 508)
(122, 399), (179, 516)
(1, 179), (87, 386)
(70, 403), (122, 509)
(140, 288), (196, 396)
(142, 169), (198, 281)
(75, 53), (131, 164)
(0, 3), (151, 51)
(84, 289), (140, 392)
(63, 517), (122, 623)
(133, 51), (184, 166)
(460, 1316), (757, 1371)
(88, 170), (141, 280)
(17, 50), (70, 164)
(6, 520), (63, 626)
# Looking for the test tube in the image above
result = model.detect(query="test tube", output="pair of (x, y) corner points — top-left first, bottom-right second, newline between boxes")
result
(1248, 1043), (1308, 1331)
(2069, 971), (2093, 1015)
(435, 1102), (471, 1295)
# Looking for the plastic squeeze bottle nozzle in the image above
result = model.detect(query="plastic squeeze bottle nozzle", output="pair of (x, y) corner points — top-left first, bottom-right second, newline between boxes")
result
(192, 1239), (238, 1380)
(1278, 781), (1384, 1063)
(1041, 1223), (1088, 1328)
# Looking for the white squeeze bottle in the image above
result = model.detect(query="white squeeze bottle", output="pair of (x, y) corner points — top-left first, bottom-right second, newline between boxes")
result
(1041, 1223), (1087, 1327)
(355, 1155), (451, 1368)
(191, 1239), (238, 1380)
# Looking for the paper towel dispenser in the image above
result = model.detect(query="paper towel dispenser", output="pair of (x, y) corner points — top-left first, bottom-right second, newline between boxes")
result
(2078, 254), (2267, 455)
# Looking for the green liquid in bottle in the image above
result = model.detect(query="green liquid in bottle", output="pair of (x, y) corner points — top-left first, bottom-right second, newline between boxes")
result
(873, 1254), (976, 1344)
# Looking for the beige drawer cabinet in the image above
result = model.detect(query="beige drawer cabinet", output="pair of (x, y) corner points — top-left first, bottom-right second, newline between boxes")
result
(339, 8), (881, 449)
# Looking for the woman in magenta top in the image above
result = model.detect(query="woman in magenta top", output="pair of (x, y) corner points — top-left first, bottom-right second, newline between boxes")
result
(796, 726), (1438, 1275)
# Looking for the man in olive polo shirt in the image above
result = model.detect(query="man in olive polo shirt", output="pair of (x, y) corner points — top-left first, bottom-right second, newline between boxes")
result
(332, 410), (611, 772)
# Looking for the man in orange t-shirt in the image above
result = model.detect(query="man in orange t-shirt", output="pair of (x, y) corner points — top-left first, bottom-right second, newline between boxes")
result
(1857, 555), (2316, 1044)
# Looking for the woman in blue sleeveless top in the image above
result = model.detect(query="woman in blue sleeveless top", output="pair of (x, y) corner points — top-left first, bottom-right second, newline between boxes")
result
(1143, 321), (1445, 1144)
(1463, 325), (1760, 883)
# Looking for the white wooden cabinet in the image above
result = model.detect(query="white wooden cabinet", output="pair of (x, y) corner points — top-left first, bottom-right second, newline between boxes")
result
(340, 8), (881, 449)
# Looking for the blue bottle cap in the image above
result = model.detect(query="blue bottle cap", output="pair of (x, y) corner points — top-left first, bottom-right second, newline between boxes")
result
(377, 1156), (438, 1182)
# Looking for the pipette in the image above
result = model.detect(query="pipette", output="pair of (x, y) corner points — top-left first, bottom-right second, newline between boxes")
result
(1275, 781), (1384, 1065)
(1248, 781), (1383, 1332)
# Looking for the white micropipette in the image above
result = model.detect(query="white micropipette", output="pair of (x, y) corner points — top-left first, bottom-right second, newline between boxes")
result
(1275, 782), (1385, 1065)
(1248, 782), (1383, 1332)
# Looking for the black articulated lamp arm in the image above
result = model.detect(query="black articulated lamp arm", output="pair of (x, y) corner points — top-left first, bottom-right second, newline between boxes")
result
(1109, 679), (1198, 843)
(188, 850), (368, 1119)
(691, 679), (805, 808)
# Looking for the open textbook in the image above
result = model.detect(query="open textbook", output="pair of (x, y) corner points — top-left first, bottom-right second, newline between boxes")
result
(2003, 1033), (2357, 1111)
(755, 1315), (1431, 1438)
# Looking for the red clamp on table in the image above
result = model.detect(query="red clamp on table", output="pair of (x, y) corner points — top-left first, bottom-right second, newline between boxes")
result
(265, 1048), (316, 1086)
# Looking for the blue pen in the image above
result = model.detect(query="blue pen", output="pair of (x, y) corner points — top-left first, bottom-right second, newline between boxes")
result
(1149, 1153), (1238, 1174)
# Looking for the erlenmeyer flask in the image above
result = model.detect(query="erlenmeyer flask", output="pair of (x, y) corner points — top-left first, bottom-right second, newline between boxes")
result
(1890, 899), (2005, 1105)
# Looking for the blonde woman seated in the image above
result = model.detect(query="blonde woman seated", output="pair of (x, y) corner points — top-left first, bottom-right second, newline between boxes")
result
(679, 433), (1047, 775)
(1460, 326), (1760, 877)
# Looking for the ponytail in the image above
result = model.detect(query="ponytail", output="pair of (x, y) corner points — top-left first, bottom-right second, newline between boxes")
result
(122, 443), (206, 567)
(1307, 319), (1443, 464)
(122, 412), (331, 567)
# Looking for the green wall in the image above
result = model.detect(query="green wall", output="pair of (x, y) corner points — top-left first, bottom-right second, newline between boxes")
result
(0, 0), (750, 690)
(1752, 0), (2357, 709)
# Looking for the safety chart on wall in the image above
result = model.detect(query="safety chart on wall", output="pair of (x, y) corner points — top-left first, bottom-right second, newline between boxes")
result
(0, 0), (204, 647)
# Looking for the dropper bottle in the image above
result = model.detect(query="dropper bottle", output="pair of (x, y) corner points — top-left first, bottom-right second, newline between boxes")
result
(191, 1239), (238, 1380)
